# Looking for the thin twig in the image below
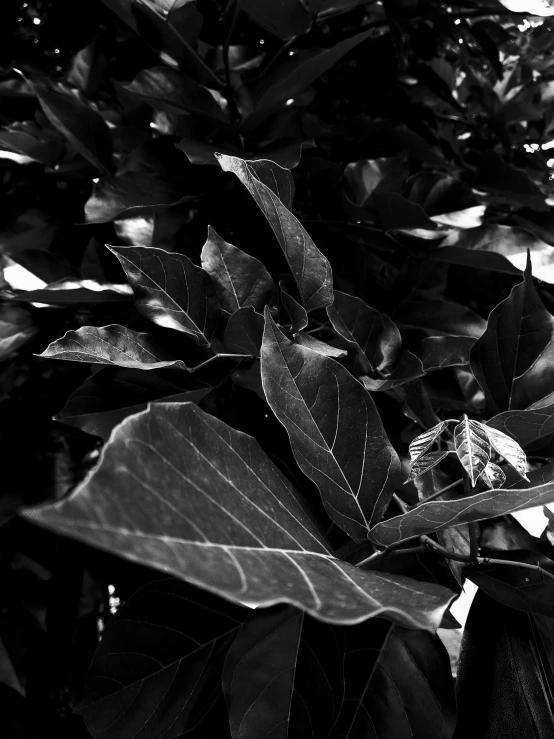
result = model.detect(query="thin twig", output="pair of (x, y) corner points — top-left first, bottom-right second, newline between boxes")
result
(416, 477), (463, 506)
(188, 353), (249, 373)
(476, 557), (554, 584)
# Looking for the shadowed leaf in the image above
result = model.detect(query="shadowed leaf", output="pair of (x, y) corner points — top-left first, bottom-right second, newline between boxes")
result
(417, 336), (475, 371)
(224, 306), (264, 356)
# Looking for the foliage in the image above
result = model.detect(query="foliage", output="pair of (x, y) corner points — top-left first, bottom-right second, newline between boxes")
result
(6, 0), (554, 736)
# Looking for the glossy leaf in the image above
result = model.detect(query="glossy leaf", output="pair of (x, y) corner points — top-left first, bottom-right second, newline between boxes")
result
(481, 462), (506, 489)
(417, 336), (475, 371)
(200, 227), (277, 315)
(78, 578), (248, 739)
(369, 465), (554, 547)
(216, 155), (333, 312)
(24, 403), (454, 630)
(108, 246), (219, 347)
(471, 254), (554, 412)
(409, 421), (448, 463)
(453, 415), (491, 486)
(39, 324), (187, 370)
(408, 451), (450, 481)
(261, 311), (402, 539)
(483, 424), (529, 480)
(224, 306), (264, 356)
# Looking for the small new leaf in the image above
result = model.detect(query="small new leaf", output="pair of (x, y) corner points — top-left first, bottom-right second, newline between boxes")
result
(454, 415), (491, 486)
(481, 462), (506, 490)
(409, 421), (448, 464)
(483, 424), (529, 481)
(408, 450), (450, 481)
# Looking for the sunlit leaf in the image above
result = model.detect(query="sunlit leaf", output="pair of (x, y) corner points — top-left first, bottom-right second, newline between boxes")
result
(482, 424), (529, 480)
(261, 311), (401, 538)
(409, 421), (448, 464)
(454, 415), (491, 486)
(294, 332), (347, 358)
(408, 451), (450, 481)
(24, 403), (454, 629)
(481, 462), (506, 489)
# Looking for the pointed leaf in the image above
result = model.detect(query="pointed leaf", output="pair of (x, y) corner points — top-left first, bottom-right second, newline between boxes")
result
(224, 306), (264, 356)
(327, 289), (401, 373)
(294, 333), (348, 358)
(417, 335), (475, 371)
(280, 279), (308, 332)
(454, 415), (491, 486)
(360, 351), (426, 392)
(200, 227), (277, 315)
(481, 462), (506, 489)
(408, 451), (450, 481)
(78, 579), (248, 739)
(409, 421), (448, 463)
(369, 465), (554, 548)
(23, 403), (454, 630)
(108, 246), (219, 347)
(39, 325), (187, 370)
(487, 405), (554, 456)
(471, 254), (554, 412)
(216, 155), (333, 312)
(482, 424), (529, 480)
(261, 310), (401, 539)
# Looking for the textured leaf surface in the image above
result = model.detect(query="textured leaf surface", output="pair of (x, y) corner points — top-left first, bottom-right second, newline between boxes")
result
(294, 333), (347, 358)
(369, 465), (554, 547)
(78, 579), (248, 739)
(481, 462), (506, 489)
(108, 246), (219, 346)
(408, 451), (450, 481)
(453, 416), (491, 486)
(417, 336), (475, 371)
(483, 424), (529, 480)
(39, 324), (187, 370)
(409, 421), (448, 463)
(261, 311), (401, 539)
(200, 227), (277, 315)
(216, 155), (333, 312)
(24, 403), (453, 629)
(470, 255), (554, 412)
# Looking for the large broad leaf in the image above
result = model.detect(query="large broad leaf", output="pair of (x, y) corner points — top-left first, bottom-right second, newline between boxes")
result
(369, 465), (554, 548)
(32, 80), (113, 173)
(470, 254), (554, 413)
(216, 155), (333, 312)
(23, 402), (454, 630)
(453, 416), (491, 486)
(78, 578), (248, 739)
(417, 336), (475, 371)
(487, 404), (554, 455)
(200, 227), (277, 315)
(108, 246), (219, 347)
(261, 311), (401, 539)
(327, 289), (401, 373)
(39, 325), (187, 370)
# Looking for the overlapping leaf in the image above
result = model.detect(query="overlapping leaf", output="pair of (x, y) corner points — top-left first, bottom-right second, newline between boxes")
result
(224, 306), (264, 356)
(408, 451), (450, 481)
(39, 325), (187, 370)
(108, 246), (219, 347)
(481, 462), (506, 489)
(417, 336), (475, 371)
(487, 404), (554, 455)
(409, 421), (448, 463)
(369, 464), (554, 548)
(280, 280), (308, 332)
(200, 227), (277, 315)
(261, 310), (401, 539)
(453, 415), (491, 486)
(483, 424), (529, 480)
(216, 155), (333, 312)
(24, 402), (454, 629)
(471, 254), (554, 412)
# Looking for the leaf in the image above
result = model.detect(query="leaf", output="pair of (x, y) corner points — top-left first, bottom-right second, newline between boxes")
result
(482, 425), (529, 480)
(224, 306), (264, 356)
(280, 280), (308, 332)
(417, 336), (475, 371)
(432, 245), (522, 276)
(487, 404), (554, 455)
(84, 173), (195, 224)
(481, 462), (506, 489)
(343, 155), (408, 207)
(108, 246), (219, 347)
(0, 304), (36, 361)
(11, 279), (133, 304)
(32, 80), (113, 173)
(38, 325), (187, 370)
(408, 451), (450, 481)
(176, 138), (311, 169)
(254, 29), (374, 113)
(360, 351), (426, 392)
(437, 525), (470, 586)
(216, 155), (333, 312)
(396, 300), (487, 339)
(78, 578), (248, 739)
(453, 415), (491, 486)
(373, 192), (438, 231)
(261, 310), (401, 538)
(23, 402), (454, 630)
(200, 227), (277, 315)
(241, 0), (312, 40)
(0, 130), (64, 166)
(475, 152), (548, 211)
(369, 465), (554, 548)
(327, 289), (401, 373)
(409, 421), (448, 463)
(470, 254), (554, 413)
(58, 367), (211, 439)
(294, 333), (348, 358)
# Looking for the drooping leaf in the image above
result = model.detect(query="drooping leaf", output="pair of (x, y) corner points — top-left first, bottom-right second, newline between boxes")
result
(327, 289), (401, 373)
(481, 462), (506, 489)
(216, 155), (333, 312)
(482, 424), (529, 480)
(408, 451), (450, 481)
(417, 336), (475, 371)
(369, 464), (554, 548)
(78, 578), (248, 739)
(373, 192), (438, 231)
(24, 402), (454, 630)
(32, 80), (113, 173)
(39, 325), (187, 370)
(108, 246), (219, 347)
(470, 254), (554, 413)
(453, 415), (491, 487)
(409, 421), (448, 463)
(224, 306), (264, 356)
(261, 311), (402, 538)
(487, 404), (554, 456)
(200, 227), (277, 315)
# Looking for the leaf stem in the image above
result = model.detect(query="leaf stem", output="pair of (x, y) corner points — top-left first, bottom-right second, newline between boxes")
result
(416, 477), (463, 505)
(463, 471), (480, 560)
(356, 544), (427, 568)
(188, 353), (249, 373)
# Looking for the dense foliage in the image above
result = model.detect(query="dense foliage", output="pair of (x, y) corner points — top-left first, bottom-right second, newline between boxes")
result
(6, 0), (554, 736)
